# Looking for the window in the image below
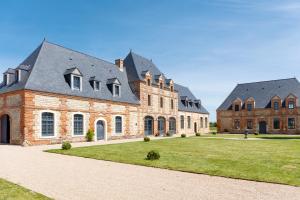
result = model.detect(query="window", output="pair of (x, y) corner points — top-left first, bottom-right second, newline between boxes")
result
(235, 104), (239, 111)
(205, 117), (208, 128)
(160, 82), (163, 89)
(41, 112), (54, 137)
(73, 76), (81, 90)
(169, 118), (176, 133)
(115, 116), (122, 133)
(94, 81), (100, 91)
(16, 70), (20, 82)
(200, 117), (203, 128)
(180, 116), (184, 129)
(170, 86), (174, 92)
(148, 95), (151, 106)
(273, 118), (280, 129)
(73, 114), (84, 136)
(288, 118), (295, 129)
(171, 99), (174, 109)
(147, 79), (151, 86)
(274, 102), (279, 110)
(247, 120), (253, 129)
(234, 119), (240, 129)
(114, 85), (121, 96)
(288, 101), (295, 109)
(3, 74), (8, 85)
(247, 103), (252, 111)
(187, 116), (191, 129)
(160, 97), (164, 108)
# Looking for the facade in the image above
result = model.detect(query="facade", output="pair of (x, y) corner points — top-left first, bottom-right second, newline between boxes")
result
(0, 41), (209, 145)
(217, 78), (300, 134)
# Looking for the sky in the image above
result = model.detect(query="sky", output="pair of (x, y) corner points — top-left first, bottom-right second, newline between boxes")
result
(1, 0), (300, 121)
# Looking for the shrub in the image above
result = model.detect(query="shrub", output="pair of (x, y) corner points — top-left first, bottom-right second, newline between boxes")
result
(212, 132), (217, 135)
(144, 136), (150, 142)
(62, 141), (72, 150)
(86, 129), (95, 142)
(181, 133), (186, 138)
(146, 150), (160, 160)
(166, 132), (172, 137)
(195, 133), (201, 136)
(254, 132), (259, 135)
(224, 129), (229, 132)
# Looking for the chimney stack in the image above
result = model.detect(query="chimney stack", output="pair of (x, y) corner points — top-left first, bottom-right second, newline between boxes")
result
(115, 59), (124, 72)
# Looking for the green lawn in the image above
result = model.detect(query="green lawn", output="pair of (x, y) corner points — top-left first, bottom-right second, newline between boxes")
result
(0, 178), (51, 200)
(47, 136), (300, 186)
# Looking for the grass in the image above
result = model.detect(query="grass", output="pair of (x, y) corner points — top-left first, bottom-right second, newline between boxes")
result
(0, 178), (51, 200)
(47, 136), (300, 186)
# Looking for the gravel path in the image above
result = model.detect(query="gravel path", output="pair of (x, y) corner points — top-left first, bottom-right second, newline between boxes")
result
(0, 140), (299, 200)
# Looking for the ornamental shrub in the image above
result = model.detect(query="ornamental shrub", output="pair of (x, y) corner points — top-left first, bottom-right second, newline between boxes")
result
(86, 129), (95, 142)
(254, 132), (259, 135)
(144, 136), (150, 142)
(146, 150), (160, 160)
(181, 133), (186, 138)
(212, 132), (217, 135)
(195, 133), (201, 136)
(62, 141), (72, 150)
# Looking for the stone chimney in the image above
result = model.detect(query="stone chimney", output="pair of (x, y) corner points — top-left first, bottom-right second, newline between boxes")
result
(115, 59), (124, 72)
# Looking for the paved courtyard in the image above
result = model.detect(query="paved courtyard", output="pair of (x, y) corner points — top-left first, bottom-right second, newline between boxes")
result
(0, 139), (300, 200)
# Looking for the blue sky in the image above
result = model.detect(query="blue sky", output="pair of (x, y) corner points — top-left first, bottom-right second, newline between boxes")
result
(1, 0), (300, 121)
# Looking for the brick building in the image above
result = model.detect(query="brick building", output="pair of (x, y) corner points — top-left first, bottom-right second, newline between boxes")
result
(217, 78), (300, 134)
(0, 41), (209, 145)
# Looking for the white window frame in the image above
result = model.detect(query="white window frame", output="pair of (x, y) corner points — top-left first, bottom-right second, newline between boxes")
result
(71, 112), (86, 137)
(113, 84), (121, 97)
(16, 69), (21, 82)
(39, 110), (57, 139)
(112, 115), (124, 136)
(71, 74), (82, 91)
(4, 74), (9, 85)
(94, 81), (101, 91)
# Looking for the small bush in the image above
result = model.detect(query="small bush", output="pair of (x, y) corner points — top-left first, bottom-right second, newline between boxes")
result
(195, 133), (201, 136)
(181, 134), (186, 138)
(212, 132), (217, 135)
(254, 132), (259, 135)
(146, 150), (160, 160)
(144, 136), (150, 142)
(62, 141), (71, 150)
(166, 132), (172, 137)
(86, 129), (95, 142)
(224, 129), (229, 132)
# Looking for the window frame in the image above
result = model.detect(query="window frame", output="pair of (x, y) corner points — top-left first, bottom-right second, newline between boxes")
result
(160, 97), (164, 108)
(274, 101), (279, 110)
(40, 111), (56, 138)
(171, 99), (174, 109)
(234, 104), (239, 111)
(205, 117), (208, 128)
(113, 84), (121, 97)
(148, 95), (151, 106)
(71, 75), (82, 91)
(187, 116), (191, 129)
(288, 118), (295, 129)
(273, 118), (280, 130)
(247, 103), (252, 111)
(72, 113), (85, 137)
(288, 101), (295, 109)
(147, 79), (151, 86)
(94, 81), (100, 91)
(114, 115), (123, 135)
(180, 115), (185, 129)
(234, 119), (240, 129)
(247, 120), (253, 129)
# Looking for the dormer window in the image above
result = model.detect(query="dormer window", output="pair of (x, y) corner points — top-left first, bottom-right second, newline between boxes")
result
(247, 103), (252, 111)
(288, 101), (295, 109)
(274, 102), (279, 110)
(147, 79), (151, 86)
(170, 85), (174, 92)
(235, 104), (239, 111)
(15, 70), (21, 82)
(114, 85), (120, 96)
(72, 75), (82, 90)
(107, 78), (121, 97)
(159, 82), (163, 89)
(3, 74), (8, 85)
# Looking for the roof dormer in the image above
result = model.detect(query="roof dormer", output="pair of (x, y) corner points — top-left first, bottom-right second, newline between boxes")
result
(89, 76), (101, 91)
(64, 67), (83, 91)
(107, 78), (121, 97)
(194, 99), (201, 109)
(232, 97), (242, 111)
(3, 68), (15, 86)
(285, 93), (297, 109)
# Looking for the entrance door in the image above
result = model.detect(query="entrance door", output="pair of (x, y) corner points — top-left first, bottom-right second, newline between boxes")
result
(96, 120), (105, 140)
(144, 116), (153, 136)
(194, 122), (197, 133)
(0, 115), (10, 144)
(158, 117), (165, 136)
(259, 121), (267, 134)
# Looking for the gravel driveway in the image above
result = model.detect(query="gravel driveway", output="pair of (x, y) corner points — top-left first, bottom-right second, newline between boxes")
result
(0, 141), (299, 200)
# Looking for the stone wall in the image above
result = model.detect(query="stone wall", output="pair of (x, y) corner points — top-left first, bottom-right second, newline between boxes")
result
(178, 111), (210, 135)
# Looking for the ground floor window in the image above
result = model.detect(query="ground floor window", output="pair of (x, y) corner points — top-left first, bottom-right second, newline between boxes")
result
(187, 116), (191, 129)
(73, 114), (84, 136)
(234, 119), (240, 129)
(200, 117), (203, 128)
(115, 116), (122, 134)
(205, 117), (208, 128)
(288, 118), (295, 129)
(247, 120), (253, 129)
(41, 112), (54, 137)
(180, 116), (184, 129)
(273, 118), (280, 129)
(169, 117), (176, 134)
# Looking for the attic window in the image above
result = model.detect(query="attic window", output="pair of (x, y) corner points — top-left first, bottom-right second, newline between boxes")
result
(72, 76), (82, 90)
(94, 81), (100, 91)
(3, 74), (8, 85)
(16, 70), (21, 82)
(160, 82), (163, 89)
(147, 79), (151, 86)
(114, 85), (120, 96)
(170, 86), (174, 92)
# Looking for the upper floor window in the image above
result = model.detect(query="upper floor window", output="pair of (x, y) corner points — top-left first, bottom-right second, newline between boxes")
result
(187, 116), (191, 129)
(274, 102), (279, 110)
(170, 86), (174, 92)
(94, 81), (100, 91)
(160, 82), (163, 89)
(234, 104), (239, 111)
(180, 116), (184, 129)
(171, 99), (174, 109)
(72, 75), (81, 90)
(148, 95), (151, 106)
(247, 103), (252, 111)
(147, 79), (151, 86)
(234, 119), (240, 129)
(16, 70), (21, 82)
(41, 112), (54, 137)
(114, 85), (121, 97)
(73, 114), (84, 136)
(288, 118), (295, 129)
(160, 97), (164, 108)
(115, 116), (122, 133)
(3, 74), (8, 85)
(288, 101), (295, 109)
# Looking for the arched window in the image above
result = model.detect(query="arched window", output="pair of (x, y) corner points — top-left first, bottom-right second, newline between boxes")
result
(187, 116), (191, 129)
(41, 112), (54, 137)
(115, 116), (122, 134)
(180, 115), (184, 129)
(73, 114), (84, 136)
(169, 117), (176, 134)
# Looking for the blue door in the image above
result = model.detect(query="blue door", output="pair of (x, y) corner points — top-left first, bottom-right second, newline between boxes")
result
(96, 120), (105, 140)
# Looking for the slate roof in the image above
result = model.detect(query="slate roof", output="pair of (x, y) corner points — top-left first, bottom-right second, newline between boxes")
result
(0, 41), (139, 104)
(217, 78), (300, 111)
(124, 51), (209, 114)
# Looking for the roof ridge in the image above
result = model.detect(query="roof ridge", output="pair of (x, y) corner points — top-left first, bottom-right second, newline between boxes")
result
(43, 40), (117, 66)
(237, 78), (297, 85)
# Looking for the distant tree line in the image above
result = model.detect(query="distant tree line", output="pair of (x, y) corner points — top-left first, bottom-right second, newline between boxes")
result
(210, 122), (217, 127)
